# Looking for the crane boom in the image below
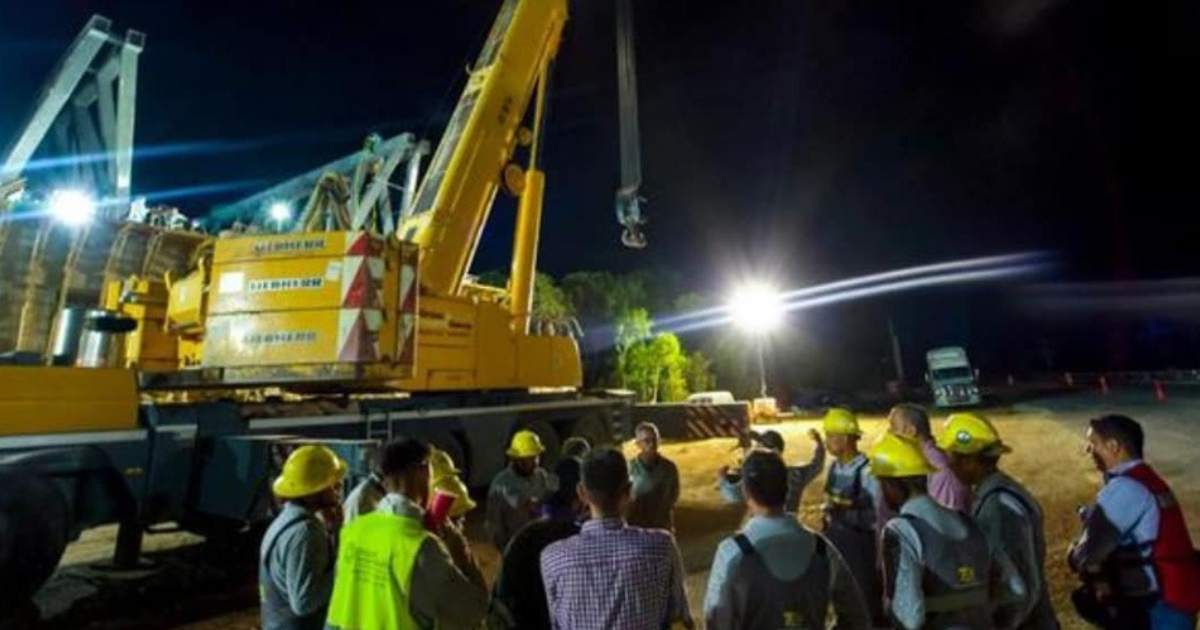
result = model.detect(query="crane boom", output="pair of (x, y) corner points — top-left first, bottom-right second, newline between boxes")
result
(397, 0), (567, 297)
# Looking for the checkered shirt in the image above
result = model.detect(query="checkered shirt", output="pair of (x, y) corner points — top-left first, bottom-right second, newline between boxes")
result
(540, 517), (692, 630)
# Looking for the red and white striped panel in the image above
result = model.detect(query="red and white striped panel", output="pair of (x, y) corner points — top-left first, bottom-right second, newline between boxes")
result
(343, 231), (384, 257)
(339, 256), (386, 308)
(395, 248), (418, 368)
(337, 308), (382, 362)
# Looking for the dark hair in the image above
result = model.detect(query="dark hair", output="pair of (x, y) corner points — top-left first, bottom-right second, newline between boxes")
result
(1089, 414), (1144, 459)
(580, 447), (629, 505)
(379, 438), (430, 477)
(547, 457), (582, 509)
(892, 403), (931, 438)
(754, 430), (785, 453)
(742, 449), (788, 508)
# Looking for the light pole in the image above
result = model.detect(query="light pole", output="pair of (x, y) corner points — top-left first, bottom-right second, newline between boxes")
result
(729, 282), (784, 399)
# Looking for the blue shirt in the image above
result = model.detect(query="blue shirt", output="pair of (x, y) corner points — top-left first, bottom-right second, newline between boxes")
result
(1070, 459), (1160, 590)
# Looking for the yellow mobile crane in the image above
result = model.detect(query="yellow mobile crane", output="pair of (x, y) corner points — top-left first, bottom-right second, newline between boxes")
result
(0, 0), (645, 610)
(154, 0), (576, 390)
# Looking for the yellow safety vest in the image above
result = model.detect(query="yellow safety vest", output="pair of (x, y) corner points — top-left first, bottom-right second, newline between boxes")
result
(325, 510), (429, 630)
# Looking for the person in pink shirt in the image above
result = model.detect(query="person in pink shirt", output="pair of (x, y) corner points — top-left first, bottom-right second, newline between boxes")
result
(876, 404), (974, 531)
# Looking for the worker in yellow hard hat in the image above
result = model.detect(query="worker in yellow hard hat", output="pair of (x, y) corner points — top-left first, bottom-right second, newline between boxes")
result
(939, 413), (1056, 628)
(819, 407), (885, 624)
(326, 437), (489, 629)
(486, 428), (556, 551)
(426, 446), (477, 530)
(259, 444), (346, 630)
(887, 403), (972, 512)
(871, 433), (1027, 629)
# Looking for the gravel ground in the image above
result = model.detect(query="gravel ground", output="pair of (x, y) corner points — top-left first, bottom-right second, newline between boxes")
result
(31, 388), (1200, 629)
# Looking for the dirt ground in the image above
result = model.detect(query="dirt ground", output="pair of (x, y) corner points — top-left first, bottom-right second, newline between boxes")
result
(37, 389), (1200, 629)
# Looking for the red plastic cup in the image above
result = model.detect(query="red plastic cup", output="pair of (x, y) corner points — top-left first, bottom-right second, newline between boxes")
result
(424, 490), (456, 532)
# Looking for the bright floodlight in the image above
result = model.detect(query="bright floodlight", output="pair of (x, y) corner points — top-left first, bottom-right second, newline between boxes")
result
(47, 189), (96, 226)
(729, 282), (784, 334)
(268, 201), (292, 223)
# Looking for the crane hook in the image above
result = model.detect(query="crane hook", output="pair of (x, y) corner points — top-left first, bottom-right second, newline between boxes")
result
(616, 191), (647, 249)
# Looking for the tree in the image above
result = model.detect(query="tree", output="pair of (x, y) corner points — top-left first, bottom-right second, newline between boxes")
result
(473, 270), (573, 324)
(684, 350), (716, 393)
(613, 308), (652, 389)
(622, 330), (689, 402)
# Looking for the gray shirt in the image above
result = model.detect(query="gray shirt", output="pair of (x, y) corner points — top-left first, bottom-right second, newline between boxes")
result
(628, 454), (681, 531)
(487, 465), (555, 550)
(884, 495), (1026, 630)
(260, 502), (335, 618)
(704, 514), (871, 629)
(973, 472), (1057, 629)
(342, 473), (386, 523)
(719, 441), (826, 513)
(375, 493), (490, 629)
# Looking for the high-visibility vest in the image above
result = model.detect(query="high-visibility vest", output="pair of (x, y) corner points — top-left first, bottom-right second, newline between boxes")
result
(325, 510), (429, 630)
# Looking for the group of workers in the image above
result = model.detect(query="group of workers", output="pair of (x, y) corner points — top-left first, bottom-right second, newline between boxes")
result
(258, 404), (1199, 630)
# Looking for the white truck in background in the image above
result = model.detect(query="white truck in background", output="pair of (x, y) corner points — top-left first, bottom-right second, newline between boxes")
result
(925, 346), (981, 407)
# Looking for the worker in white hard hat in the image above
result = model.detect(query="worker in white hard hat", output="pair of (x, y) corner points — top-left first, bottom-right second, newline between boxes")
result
(487, 428), (557, 551)
(872, 433), (1026, 630)
(820, 407), (885, 624)
(940, 413), (1056, 629)
(259, 444), (345, 630)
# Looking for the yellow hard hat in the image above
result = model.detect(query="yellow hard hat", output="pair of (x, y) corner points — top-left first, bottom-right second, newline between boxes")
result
(869, 433), (936, 478)
(506, 429), (545, 459)
(429, 447), (461, 481)
(431, 473), (478, 518)
(272, 444), (347, 499)
(937, 413), (1012, 456)
(823, 407), (862, 436)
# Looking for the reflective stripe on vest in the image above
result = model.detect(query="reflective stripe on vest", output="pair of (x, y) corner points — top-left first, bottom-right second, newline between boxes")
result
(326, 510), (430, 630)
(1118, 463), (1200, 614)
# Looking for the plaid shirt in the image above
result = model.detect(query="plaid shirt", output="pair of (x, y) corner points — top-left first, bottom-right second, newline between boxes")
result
(540, 517), (692, 630)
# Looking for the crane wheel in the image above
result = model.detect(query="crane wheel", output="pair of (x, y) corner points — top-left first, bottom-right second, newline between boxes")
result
(521, 420), (561, 468)
(0, 472), (70, 615)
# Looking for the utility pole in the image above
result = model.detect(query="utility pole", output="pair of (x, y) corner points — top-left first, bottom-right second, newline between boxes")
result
(756, 336), (768, 398)
(888, 316), (905, 383)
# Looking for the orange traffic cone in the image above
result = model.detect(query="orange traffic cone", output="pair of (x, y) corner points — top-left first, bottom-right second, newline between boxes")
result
(1099, 376), (1109, 395)
(1154, 380), (1166, 402)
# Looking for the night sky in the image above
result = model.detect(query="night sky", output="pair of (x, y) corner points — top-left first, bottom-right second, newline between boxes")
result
(2, 1), (1193, 385)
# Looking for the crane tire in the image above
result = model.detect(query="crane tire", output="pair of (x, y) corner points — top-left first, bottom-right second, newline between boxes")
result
(0, 472), (69, 615)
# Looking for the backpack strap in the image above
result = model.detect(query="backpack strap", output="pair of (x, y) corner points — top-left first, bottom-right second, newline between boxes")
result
(849, 457), (869, 498)
(975, 485), (1035, 520)
(733, 533), (756, 556)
